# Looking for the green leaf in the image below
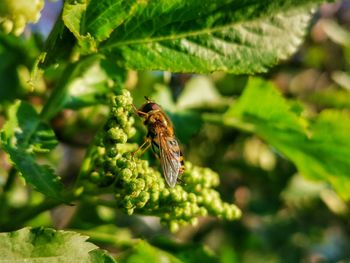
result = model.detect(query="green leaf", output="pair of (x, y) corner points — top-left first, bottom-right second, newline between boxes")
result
(225, 78), (307, 133)
(63, 0), (96, 53)
(120, 241), (182, 263)
(43, 19), (76, 67)
(0, 227), (116, 263)
(40, 56), (119, 120)
(101, 1), (321, 73)
(84, 0), (141, 42)
(61, 0), (328, 73)
(177, 76), (227, 109)
(0, 33), (40, 102)
(175, 246), (217, 263)
(89, 249), (118, 263)
(224, 78), (350, 200)
(152, 237), (218, 263)
(219, 246), (239, 263)
(0, 101), (64, 200)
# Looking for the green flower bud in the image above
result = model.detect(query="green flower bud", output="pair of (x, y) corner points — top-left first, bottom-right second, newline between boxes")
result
(123, 196), (134, 209)
(170, 189), (182, 202)
(150, 194), (159, 204)
(190, 217), (198, 226)
(172, 207), (182, 218)
(126, 208), (134, 216)
(119, 168), (132, 179)
(116, 158), (128, 169)
(187, 193), (196, 203)
(103, 158), (115, 171)
(107, 146), (118, 157)
(160, 188), (170, 199)
(136, 178), (146, 190)
(84, 89), (241, 231)
(107, 127), (127, 143)
(199, 207), (208, 216)
(89, 171), (101, 183)
(0, 0), (44, 35)
(136, 192), (150, 208)
(97, 146), (105, 155)
(169, 221), (180, 233)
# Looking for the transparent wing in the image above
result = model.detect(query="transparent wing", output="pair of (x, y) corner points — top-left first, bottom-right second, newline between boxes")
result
(158, 135), (182, 188)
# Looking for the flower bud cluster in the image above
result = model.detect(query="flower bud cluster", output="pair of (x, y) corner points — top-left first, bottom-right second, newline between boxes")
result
(87, 89), (241, 231)
(0, 0), (44, 35)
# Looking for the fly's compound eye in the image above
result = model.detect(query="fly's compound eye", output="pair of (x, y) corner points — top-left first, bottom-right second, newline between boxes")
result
(140, 102), (161, 113)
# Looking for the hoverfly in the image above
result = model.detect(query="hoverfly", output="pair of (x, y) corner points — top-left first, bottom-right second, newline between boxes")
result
(133, 97), (185, 187)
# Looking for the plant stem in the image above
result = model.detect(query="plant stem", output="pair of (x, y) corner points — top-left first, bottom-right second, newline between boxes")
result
(0, 191), (79, 232)
(39, 54), (101, 122)
(0, 199), (60, 232)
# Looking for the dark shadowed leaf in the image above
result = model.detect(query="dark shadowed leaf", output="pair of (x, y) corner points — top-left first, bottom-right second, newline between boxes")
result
(0, 101), (64, 200)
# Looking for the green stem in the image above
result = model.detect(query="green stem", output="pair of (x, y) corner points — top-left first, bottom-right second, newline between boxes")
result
(39, 54), (102, 122)
(74, 140), (98, 189)
(0, 199), (59, 231)
(0, 192), (78, 231)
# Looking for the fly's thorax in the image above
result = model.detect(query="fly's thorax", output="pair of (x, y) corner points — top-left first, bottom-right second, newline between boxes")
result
(144, 111), (172, 129)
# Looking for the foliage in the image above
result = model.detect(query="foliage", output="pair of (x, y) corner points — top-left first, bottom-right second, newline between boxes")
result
(1, 0), (350, 262)
(0, 101), (64, 200)
(225, 78), (350, 200)
(0, 227), (116, 263)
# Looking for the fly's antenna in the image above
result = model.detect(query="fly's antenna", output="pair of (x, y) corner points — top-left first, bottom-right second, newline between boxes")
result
(144, 96), (153, 102)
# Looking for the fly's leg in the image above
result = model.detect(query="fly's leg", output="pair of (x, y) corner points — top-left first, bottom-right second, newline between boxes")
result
(132, 137), (152, 157)
(132, 104), (148, 117)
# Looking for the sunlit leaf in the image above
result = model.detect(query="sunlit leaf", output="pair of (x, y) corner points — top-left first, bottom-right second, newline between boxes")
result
(0, 227), (116, 263)
(225, 78), (350, 200)
(61, 0), (330, 74)
(177, 76), (226, 109)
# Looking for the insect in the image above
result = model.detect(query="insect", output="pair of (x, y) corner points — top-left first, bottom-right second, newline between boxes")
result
(133, 97), (185, 187)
